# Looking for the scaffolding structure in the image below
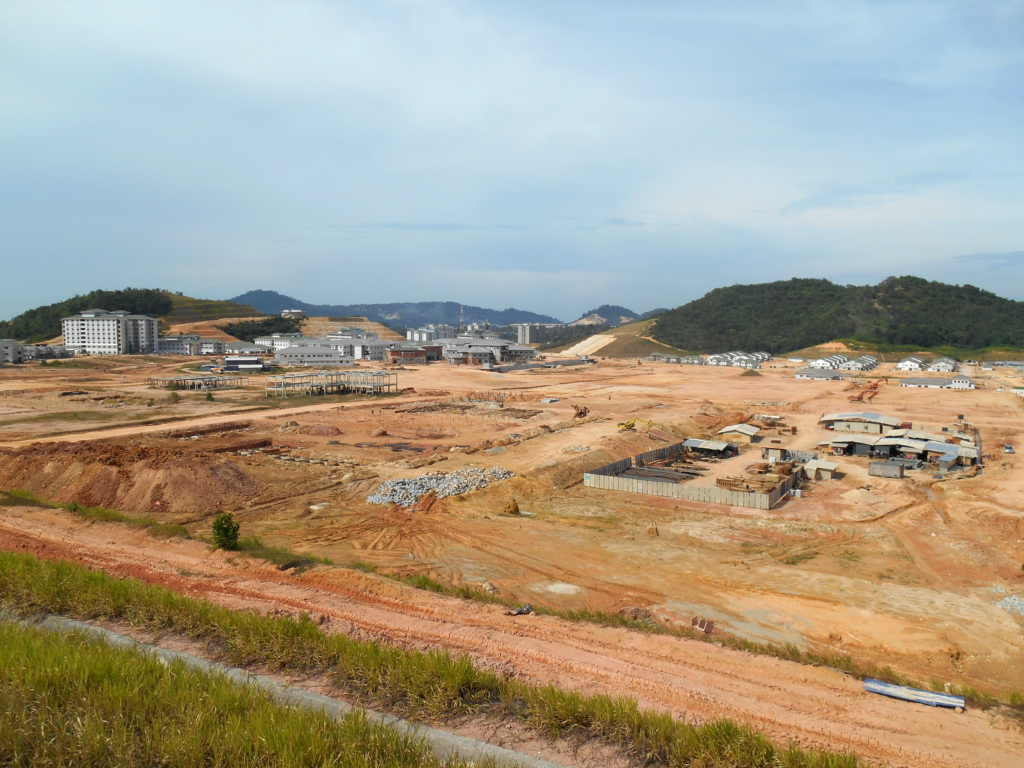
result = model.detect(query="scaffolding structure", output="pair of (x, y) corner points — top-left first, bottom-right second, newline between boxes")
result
(264, 370), (398, 398)
(147, 375), (251, 391)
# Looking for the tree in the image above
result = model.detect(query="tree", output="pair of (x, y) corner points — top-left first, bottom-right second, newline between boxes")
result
(212, 513), (240, 550)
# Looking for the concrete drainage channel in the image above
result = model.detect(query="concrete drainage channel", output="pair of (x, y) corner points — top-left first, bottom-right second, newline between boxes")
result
(10, 614), (568, 768)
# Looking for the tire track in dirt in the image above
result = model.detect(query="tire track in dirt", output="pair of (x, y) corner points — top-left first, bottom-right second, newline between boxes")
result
(0, 509), (1019, 768)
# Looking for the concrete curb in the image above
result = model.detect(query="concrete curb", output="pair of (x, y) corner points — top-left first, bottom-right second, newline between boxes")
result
(11, 613), (568, 768)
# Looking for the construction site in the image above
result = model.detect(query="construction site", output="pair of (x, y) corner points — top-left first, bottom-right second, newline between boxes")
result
(1, 347), (1024, 767)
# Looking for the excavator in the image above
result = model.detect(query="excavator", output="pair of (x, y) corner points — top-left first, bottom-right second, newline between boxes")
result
(618, 418), (653, 433)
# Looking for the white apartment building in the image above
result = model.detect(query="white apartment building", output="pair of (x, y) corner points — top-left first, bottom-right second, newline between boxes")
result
(407, 328), (439, 343)
(61, 309), (158, 355)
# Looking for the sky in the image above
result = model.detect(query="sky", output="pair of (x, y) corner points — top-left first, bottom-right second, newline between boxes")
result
(1, 1), (1022, 322)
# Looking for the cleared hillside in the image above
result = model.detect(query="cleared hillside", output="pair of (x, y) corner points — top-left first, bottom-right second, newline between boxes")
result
(164, 294), (263, 324)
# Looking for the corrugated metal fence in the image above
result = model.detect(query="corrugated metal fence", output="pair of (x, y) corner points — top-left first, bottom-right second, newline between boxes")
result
(584, 442), (802, 510)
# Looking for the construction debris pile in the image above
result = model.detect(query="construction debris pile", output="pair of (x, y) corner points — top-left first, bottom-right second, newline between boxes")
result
(368, 468), (516, 507)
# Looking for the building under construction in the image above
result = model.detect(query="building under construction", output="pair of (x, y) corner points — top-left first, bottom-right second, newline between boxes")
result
(584, 441), (806, 510)
(264, 370), (398, 398)
(147, 374), (251, 391)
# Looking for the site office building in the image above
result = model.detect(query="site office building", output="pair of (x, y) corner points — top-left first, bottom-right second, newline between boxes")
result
(61, 309), (158, 355)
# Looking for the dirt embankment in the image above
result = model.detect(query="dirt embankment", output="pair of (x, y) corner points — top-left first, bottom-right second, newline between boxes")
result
(0, 441), (264, 516)
(2, 507), (1022, 768)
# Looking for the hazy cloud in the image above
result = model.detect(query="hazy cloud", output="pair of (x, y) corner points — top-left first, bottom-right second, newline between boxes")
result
(780, 172), (966, 216)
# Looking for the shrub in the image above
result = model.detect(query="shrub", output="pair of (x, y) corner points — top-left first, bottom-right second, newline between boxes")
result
(205, 391), (214, 402)
(211, 513), (240, 550)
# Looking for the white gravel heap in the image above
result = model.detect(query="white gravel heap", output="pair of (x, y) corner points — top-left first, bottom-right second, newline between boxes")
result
(995, 595), (1024, 617)
(368, 468), (516, 507)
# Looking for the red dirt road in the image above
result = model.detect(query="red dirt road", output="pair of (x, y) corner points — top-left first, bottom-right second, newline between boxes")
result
(1, 506), (1021, 768)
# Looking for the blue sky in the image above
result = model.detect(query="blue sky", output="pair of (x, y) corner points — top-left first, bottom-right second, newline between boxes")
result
(1, 1), (1022, 322)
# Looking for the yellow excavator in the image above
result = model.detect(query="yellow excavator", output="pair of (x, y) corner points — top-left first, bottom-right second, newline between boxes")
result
(618, 418), (653, 433)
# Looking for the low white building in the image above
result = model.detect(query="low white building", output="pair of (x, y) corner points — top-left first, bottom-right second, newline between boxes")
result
(927, 357), (958, 373)
(895, 356), (926, 371)
(273, 346), (355, 366)
(254, 333), (305, 351)
(809, 354), (849, 369)
(795, 368), (842, 380)
(838, 355), (879, 371)
(61, 309), (158, 355)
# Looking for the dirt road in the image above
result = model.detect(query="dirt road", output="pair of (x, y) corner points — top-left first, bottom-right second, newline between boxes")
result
(1, 505), (1020, 768)
(0, 395), (434, 447)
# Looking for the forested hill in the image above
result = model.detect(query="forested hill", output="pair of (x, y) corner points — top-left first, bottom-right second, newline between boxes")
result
(231, 290), (562, 327)
(0, 289), (174, 344)
(650, 277), (1024, 354)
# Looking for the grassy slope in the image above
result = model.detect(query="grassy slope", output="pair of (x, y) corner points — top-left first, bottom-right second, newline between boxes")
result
(0, 551), (859, 768)
(0, 623), (461, 768)
(164, 294), (263, 324)
(582, 319), (689, 358)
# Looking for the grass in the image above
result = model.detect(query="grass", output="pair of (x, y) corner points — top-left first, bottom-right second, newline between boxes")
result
(0, 491), (191, 539)
(0, 622), (466, 768)
(0, 551), (859, 768)
(238, 536), (334, 568)
(0, 410), (115, 427)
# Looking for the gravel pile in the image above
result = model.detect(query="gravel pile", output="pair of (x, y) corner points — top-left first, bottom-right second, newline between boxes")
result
(368, 468), (515, 507)
(994, 595), (1024, 616)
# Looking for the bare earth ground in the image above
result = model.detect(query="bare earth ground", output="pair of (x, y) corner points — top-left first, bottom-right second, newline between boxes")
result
(2, 354), (1024, 766)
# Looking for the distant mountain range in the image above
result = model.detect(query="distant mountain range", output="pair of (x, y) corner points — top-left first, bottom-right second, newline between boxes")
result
(231, 290), (562, 328)
(650, 276), (1024, 354)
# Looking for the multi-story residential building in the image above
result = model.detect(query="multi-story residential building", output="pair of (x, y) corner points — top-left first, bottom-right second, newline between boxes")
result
(407, 328), (439, 343)
(441, 337), (538, 366)
(61, 309), (158, 355)
(515, 324), (546, 344)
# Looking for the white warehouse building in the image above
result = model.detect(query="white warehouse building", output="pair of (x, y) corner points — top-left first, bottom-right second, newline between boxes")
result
(61, 309), (159, 356)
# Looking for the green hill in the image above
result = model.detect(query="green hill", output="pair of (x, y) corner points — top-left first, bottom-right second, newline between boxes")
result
(650, 276), (1024, 354)
(0, 290), (262, 343)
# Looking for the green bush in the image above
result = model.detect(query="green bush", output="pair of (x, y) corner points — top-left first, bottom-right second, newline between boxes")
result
(205, 391), (214, 401)
(212, 513), (240, 550)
